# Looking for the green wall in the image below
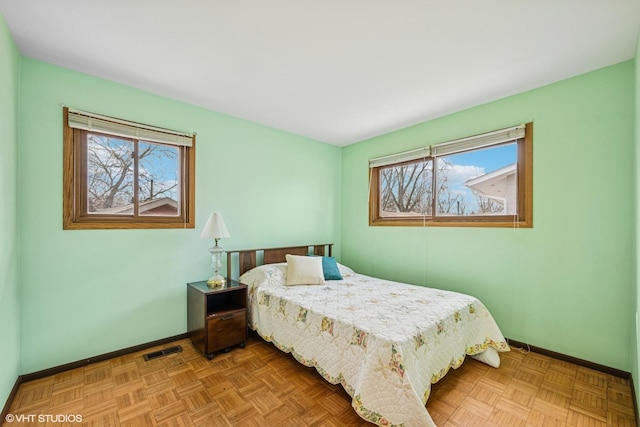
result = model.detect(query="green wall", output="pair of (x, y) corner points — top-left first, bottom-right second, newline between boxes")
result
(634, 34), (640, 406)
(342, 61), (635, 371)
(0, 12), (20, 409)
(17, 58), (342, 374)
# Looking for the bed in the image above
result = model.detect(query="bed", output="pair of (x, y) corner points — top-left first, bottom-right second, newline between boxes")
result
(227, 243), (509, 427)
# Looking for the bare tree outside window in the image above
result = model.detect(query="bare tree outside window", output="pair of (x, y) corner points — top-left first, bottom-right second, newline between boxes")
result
(380, 158), (472, 217)
(86, 135), (180, 216)
(87, 135), (133, 213)
(380, 161), (432, 216)
(138, 141), (179, 216)
(475, 196), (505, 214)
(435, 158), (467, 216)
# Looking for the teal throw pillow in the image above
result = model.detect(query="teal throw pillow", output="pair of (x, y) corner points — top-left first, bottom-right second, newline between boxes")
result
(308, 255), (343, 280)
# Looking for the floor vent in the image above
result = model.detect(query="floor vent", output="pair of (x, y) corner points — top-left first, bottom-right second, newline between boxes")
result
(143, 345), (183, 361)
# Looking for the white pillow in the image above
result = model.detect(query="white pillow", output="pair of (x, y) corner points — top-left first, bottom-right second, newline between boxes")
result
(285, 254), (325, 286)
(239, 263), (287, 287)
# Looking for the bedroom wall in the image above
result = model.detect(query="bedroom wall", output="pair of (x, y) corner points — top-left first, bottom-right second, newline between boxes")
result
(0, 12), (20, 408)
(634, 36), (640, 408)
(17, 58), (342, 374)
(341, 61), (635, 372)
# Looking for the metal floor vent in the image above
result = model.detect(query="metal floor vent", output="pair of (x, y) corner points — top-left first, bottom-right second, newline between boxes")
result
(143, 345), (183, 361)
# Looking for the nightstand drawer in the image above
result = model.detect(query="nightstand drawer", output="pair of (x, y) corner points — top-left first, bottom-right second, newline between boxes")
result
(206, 309), (247, 352)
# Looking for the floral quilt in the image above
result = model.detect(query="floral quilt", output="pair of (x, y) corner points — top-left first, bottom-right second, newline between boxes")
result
(239, 263), (509, 427)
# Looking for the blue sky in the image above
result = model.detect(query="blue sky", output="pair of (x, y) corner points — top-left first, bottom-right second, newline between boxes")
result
(446, 142), (516, 173)
(437, 142), (517, 214)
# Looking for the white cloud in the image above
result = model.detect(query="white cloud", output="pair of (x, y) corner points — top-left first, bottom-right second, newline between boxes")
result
(440, 163), (485, 187)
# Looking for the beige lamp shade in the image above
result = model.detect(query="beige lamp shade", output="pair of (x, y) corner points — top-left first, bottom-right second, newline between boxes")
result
(200, 212), (230, 239)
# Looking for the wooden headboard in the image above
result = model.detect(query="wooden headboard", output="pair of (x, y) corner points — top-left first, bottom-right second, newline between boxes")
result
(226, 243), (333, 280)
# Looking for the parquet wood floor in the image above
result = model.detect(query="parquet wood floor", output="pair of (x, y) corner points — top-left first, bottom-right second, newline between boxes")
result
(4, 334), (637, 426)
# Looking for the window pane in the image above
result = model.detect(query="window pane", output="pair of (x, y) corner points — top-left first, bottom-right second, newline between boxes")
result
(64, 107), (196, 230)
(86, 134), (134, 214)
(379, 160), (433, 217)
(138, 141), (180, 217)
(435, 143), (517, 216)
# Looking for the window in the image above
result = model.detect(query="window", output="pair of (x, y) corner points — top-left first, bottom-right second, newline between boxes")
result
(63, 107), (195, 229)
(369, 123), (532, 228)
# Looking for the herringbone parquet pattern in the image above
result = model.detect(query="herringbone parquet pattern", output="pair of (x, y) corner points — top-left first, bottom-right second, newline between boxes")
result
(4, 334), (636, 426)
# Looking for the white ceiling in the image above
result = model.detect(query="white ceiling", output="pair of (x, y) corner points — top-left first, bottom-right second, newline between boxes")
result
(1, 1), (639, 146)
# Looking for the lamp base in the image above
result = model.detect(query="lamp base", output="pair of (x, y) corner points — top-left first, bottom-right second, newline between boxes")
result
(207, 275), (226, 288)
(207, 241), (226, 288)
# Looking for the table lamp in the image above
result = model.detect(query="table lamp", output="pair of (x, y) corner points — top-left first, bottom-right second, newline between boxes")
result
(200, 211), (231, 287)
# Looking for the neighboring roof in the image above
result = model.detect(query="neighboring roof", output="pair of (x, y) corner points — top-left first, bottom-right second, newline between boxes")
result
(464, 164), (516, 199)
(98, 197), (178, 215)
(138, 197), (178, 212)
(1, 1), (638, 146)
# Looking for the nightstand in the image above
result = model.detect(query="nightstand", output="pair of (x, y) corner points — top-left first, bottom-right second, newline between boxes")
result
(186, 280), (248, 359)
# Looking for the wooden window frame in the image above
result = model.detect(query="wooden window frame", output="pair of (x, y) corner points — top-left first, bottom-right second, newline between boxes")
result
(369, 122), (533, 228)
(63, 107), (195, 230)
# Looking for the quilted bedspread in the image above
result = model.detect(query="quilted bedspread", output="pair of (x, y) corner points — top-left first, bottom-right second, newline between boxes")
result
(239, 263), (509, 426)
